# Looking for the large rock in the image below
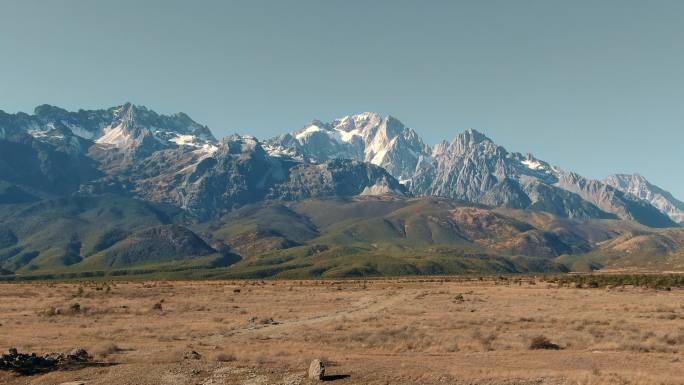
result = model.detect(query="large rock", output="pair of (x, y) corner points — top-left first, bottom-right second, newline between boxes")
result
(308, 359), (325, 380)
(0, 347), (91, 375)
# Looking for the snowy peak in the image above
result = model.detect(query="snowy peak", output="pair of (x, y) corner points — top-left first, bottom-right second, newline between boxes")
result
(331, 112), (382, 137)
(265, 113), (676, 227)
(11, 104), (217, 156)
(605, 174), (684, 224)
(292, 112), (383, 146)
(267, 112), (428, 180)
(101, 103), (216, 148)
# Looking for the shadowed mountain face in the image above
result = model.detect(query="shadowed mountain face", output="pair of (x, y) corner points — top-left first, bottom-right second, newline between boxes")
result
(0, 104), (681, 277)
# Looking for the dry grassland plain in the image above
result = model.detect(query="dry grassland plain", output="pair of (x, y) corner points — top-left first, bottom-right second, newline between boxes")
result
(0, 278), (682, 385)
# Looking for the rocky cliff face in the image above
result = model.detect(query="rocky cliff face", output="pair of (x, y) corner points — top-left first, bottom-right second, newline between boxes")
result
(127, 135), (405, 219)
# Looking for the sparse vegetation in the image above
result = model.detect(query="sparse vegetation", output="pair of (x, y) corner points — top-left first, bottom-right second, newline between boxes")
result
(95, 343), (122, 358)
(69, 303), (81, 314)
(529, 335), (561, 350)
(215, 352), (237, 362)
(0, 278), (682, 384)
(547, 274), (684, 289)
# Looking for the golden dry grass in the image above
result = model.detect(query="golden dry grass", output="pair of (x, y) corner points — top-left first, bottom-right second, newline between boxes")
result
(0, 278), (682, 384)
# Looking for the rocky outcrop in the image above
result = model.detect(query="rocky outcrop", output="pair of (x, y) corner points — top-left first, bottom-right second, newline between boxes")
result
(0, 347), (92, 375)
(270, 159), (407, 201)
(308, 359), (325, 380)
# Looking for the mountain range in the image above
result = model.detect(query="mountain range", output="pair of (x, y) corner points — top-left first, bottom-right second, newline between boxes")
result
(0, 104), (681, 278)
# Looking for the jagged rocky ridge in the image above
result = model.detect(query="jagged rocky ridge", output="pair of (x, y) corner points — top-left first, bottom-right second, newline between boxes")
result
(0, 105), (679, 226)
(269, 113), (678, 227)
(0, 105), (406, 219)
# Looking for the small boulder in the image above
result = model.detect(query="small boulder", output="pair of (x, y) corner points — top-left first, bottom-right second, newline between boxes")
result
(308, 359), (325, 380)
(67, 348), (90, 362)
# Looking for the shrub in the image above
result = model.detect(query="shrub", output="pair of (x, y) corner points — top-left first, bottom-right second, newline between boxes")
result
(529, 335), (561, 350)
(96, 343), (122, 358)
(41, 306), (58, 317)
(215, 352), (237, 362)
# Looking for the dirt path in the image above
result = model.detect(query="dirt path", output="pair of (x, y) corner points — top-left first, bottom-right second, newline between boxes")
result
(220, 290), (406, 339)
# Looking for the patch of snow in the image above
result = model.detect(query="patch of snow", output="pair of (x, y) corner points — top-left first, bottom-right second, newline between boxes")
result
(263, 144), (296, 158)
(203, 143), (218, 154)
(295, 124), (364, 145)
(522, 159), (544, 171)
(63, 122), (95, 140)
(168, 133), (219, 155)
(294, 125), (323, 141)
(28, 129), (49, 138)
(170, 134), (198, 146)
(96, 123), (131, 147)
(336, 128), (361, 143)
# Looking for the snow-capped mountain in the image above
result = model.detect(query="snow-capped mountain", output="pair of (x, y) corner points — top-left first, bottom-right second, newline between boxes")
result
(409, 129), (674, 226)
(268, 114), (678, 227)
(3, 103), (217, 157)
(0, 104), (681, 226)
(266, 112), (429, 180)
(92, 103), (216, 153)
(605, 174), (684, 224)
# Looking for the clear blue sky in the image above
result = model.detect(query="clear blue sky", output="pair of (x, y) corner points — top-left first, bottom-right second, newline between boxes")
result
(1, 0), (683, 198)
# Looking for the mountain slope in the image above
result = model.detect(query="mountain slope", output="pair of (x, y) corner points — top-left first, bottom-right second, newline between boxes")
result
(0, 131), (102, 198)
(127, 135), (406, 219)
(77, 224), (218, 270)
(0, 194), (681, 278)
(0, 195), (188, 273)
(605, 174), (684, 224)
